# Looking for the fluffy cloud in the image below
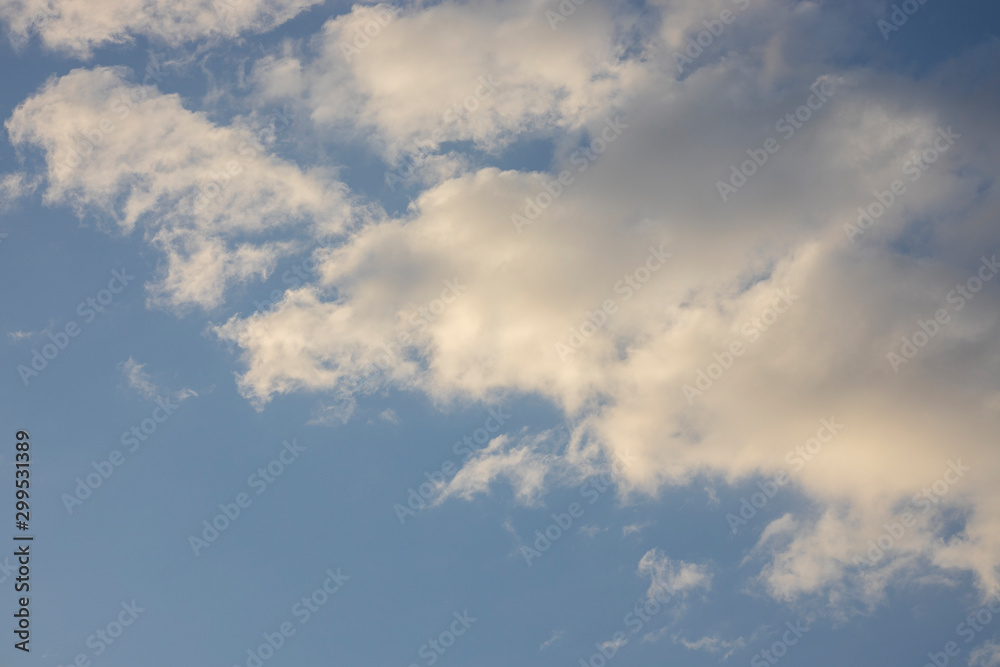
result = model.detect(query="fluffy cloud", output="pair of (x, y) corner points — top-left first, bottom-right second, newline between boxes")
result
(0, 0), (323, 58)
(8, 0), (991, 611)
(6, 66), (353, 309)
(254, 0), (648, 177)
(215, 0), (1000, 608)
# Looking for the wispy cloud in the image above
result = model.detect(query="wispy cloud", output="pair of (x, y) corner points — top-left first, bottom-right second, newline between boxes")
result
(121, 357), (197, 403)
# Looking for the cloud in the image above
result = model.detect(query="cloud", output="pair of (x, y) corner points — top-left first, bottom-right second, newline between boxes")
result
(214, 0), (1000, 608)
(638, 549), (713, 601)
(254, 0), (648, 170)
(120, 356), (197, 403)
(13, 0), (993, 611)
(672, 634), (747, 660)
(431, 428), (564, 506)
(538, 630), (563, 650)
(0, 0), (324, 58)
(0, 172), (40, 211)
(7, 66), (354, 310)
(623, 521), (652, 537)
(971, 643), (1000, 667)
(122, 357), (158, 399)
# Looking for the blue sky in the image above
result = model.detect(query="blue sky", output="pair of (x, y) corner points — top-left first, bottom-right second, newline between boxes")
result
(1, 1), (1000, 666)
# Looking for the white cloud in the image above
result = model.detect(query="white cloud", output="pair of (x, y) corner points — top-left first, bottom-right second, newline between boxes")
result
(255, 0), (649, 171)
(0, 0), (324, 58)
(11, 0), (995, 612)
(217, 8), (1000, 606)
(672, 634), (746, 660)
(122, 356), (158, 399)
(971, 643), (1000, 667)
(623, 521), (652, 537)
(638, 549), (713, 601)
(121, 356), (197, 403)
(539, 630), (563, 650)
(7, 66), (354, 310)
(0, 171), (40, 211)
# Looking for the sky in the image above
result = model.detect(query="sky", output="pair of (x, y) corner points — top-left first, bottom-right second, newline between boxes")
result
(0, 0), (999, 665)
